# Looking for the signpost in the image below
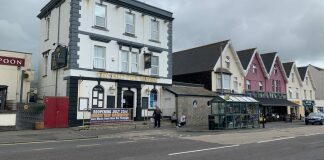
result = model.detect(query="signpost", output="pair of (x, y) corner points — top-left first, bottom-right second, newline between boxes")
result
(90, 108), (132, 124)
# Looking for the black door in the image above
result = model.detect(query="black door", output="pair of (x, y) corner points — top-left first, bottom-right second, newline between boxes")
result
(0, 88), (6, 110)
(123, 90), (134, 109)
(107, 96), (115, 108)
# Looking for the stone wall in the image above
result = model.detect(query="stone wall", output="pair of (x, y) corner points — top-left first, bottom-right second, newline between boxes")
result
(177, 96), (213, 127)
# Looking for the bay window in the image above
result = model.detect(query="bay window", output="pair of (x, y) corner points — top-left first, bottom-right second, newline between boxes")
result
(93, 46), (106, 69)
(217, 74), (231, 90)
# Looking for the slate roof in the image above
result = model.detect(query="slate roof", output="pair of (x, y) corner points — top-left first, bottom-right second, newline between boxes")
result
(237, 48), (256, 70)
(282, 62), (294, 78)
(164, 84), (217, 97)
(260, 52), (277, 73)
(298, 66), (308, 81)
(173, 40), (229, 76)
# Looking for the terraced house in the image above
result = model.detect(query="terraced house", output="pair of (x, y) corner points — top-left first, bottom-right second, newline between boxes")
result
(37, 0), (174, 126)
(298, 66), (316, 116)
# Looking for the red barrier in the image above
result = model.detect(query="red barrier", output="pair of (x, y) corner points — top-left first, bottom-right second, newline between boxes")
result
(44, 97), (69, 128)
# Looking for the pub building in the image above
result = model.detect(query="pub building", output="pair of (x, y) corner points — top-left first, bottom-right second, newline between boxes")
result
(0, 49), (34, 126)
(237, 50), (298, 121)
(37, 0), (174, 126)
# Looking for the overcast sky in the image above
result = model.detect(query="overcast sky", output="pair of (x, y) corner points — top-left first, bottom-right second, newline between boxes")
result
(1, 0), (323, 70)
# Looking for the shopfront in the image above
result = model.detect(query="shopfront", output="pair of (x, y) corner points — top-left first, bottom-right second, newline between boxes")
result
(209, 95), (260, 130)
(303, 100), (315, 116)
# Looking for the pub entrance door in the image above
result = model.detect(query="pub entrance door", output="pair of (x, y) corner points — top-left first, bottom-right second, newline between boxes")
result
(0, 86), (8, 110)
(123, 90), (134, 109)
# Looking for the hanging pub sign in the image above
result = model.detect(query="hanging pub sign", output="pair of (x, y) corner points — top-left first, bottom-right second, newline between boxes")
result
(90, 108), (132, 123)
(303, 100), (315, 107)
(144, 52), (152, 69)
(51, 45), (68, 70)
(0, 56), (25, 67)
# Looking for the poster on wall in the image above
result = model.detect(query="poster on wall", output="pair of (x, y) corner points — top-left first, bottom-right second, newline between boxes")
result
(90, 108), (132, 124)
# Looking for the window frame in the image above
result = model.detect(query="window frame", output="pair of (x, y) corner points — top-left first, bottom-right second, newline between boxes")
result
(225, 56), (230, 69)
(259, 81), (263, 91)
(121, 50), (130, 73)
(92, 85), (104, 108)
(93, 45), (106, 69)
(149, 89), (158, 109)
(43, 55), (48, 77)
(291, 72), (295, 82)
(246, 80), (251, 91)
(233, 77), (238, 91)
(125, 11), (135, 35)
(252, 64), (257, 74)
(151, 56), (159, 76)
(131, 52), (139, 73)
(94, 3), (107, 28)
(151, 19), (160, 41)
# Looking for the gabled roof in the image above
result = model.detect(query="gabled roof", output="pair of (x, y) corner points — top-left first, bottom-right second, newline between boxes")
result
(282, 62), (294, 78)
(298, 67), (308, 81)
(237, 48), (256, 70)
(261, 52), (277, 73)
(173, 40), (229, 76)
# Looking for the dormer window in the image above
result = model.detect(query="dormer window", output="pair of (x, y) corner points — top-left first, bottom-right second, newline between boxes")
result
(252, 64), (257, 74)
(225, 56), (230, 69)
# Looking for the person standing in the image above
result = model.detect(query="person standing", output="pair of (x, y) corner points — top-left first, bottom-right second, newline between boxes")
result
(153, 107), (162, 128)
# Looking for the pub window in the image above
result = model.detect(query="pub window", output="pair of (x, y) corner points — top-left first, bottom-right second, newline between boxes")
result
(125, 12), (135, 35)
(149, 89), (158, 109)
(151, 56), (159, 76)
(95, 3), (107, 28)
(225, 56), (230, 69)
(131, 52), (138, 73)
(92, 85), (104, 108)
(93, 46), (106, 69)
(252, 64), (257, 74)
(151, 20), (160, 41)
(45, 16), (50, 40)
(121, 51), (129, 72)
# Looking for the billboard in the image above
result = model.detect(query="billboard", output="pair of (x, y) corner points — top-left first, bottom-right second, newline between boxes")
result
(90, 108), (132, 123)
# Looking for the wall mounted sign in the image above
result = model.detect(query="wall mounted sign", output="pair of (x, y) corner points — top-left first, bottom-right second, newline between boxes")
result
(0, 56), (25, 67)
(90, 108), (132, 123)
(51, 45), (68, 70)
(97, 72), (157, 83)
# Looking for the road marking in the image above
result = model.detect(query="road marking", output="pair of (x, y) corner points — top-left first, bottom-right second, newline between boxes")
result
(257, 137), (295, 144)
(77, 144), (101, 147)
(116, 141), (136, 144)
(168, 144), (240, 156)
(304, 133), (324, 137)
(32, 148), (54, 151)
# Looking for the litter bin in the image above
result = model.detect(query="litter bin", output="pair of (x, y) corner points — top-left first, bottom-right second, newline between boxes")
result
(208, 115), (215, 130)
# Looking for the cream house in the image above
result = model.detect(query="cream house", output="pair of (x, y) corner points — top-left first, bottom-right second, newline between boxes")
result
(298, 66), (316, 115)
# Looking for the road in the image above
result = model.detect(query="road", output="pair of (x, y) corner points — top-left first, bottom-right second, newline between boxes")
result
(1, 131), (324, 160)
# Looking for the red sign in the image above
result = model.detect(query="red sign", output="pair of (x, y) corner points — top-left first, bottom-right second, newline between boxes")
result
(0, 56), (25, 67)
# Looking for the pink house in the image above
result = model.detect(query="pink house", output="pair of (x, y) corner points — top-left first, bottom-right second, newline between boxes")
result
(237, 48), (268, 92)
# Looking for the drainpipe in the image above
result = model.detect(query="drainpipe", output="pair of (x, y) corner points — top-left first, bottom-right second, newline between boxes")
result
(20, 70), (25, 103)
(55, 5), (61, 96)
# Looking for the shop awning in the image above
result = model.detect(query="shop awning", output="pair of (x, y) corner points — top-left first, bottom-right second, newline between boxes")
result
(219, 95), (259, 103)
(256, 98), (299, 107)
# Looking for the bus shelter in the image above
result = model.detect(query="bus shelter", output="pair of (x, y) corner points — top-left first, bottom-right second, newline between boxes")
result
(209, 95), (260, 130)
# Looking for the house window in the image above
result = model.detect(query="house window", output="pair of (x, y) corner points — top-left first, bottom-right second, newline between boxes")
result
(151, 56), (159, 76)
(217, 74), (231, 90)
(233, 77), (238, 91)
(253, 64), (257, 74)
(149, 89), (158, 109)
(121, 51), (129, 72)
(310, 90), (313, 99)
(45, 17), (50, 40)
(291, 73), (295, 82)
(151, 20), (160, 41)
(275, 80), (281, 92)
(93, 46), (106, 69)
(125, 12), (135, 35)
(92, 85), (104, 108)
(131, 52), (138, 73)
(296, 88), (299, 99)
(288, 87), (292, 99)
(274, 66), (278, 75)
(304, 90), (307, 99)
(246, 80), (251, 91)
(95, 3), (106, 28)
(272, 80), (275, 92)
(225, 56), (230, 69)
(43, 55), (48, 76)
(306, 77), (309, 85)
(259, 81), (263, 91)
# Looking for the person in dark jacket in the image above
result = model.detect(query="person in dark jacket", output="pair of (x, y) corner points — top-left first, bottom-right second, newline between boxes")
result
(153, 107), (162, 128)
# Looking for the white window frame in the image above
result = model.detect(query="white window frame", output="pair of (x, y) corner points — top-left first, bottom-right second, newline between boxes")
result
(259, 81), (263, 91)
(43, 55), (48, 77)
(93, 45), (106, 69)
(288, 88), (293, 99)
(225, 56), (230, 69)
(246, 80), (251, 91)
(151, 56), (159, 76)
(274, 66), (278, 75)
(94, 3), (107, 28)
(121, 51), (129, 72)
(45, 17), (50, 40)
(151, 19), (160, 41)
(233, 77), (238, 91)
(253, 64), (257, 74)
(125, 12), (135, 35)
(131, 52), (139, 73)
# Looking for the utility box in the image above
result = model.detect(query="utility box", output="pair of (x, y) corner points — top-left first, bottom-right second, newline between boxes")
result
(44, 97), (69, 128)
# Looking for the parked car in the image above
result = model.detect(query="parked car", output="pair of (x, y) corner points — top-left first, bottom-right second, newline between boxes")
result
(305, 113), (324, 125)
